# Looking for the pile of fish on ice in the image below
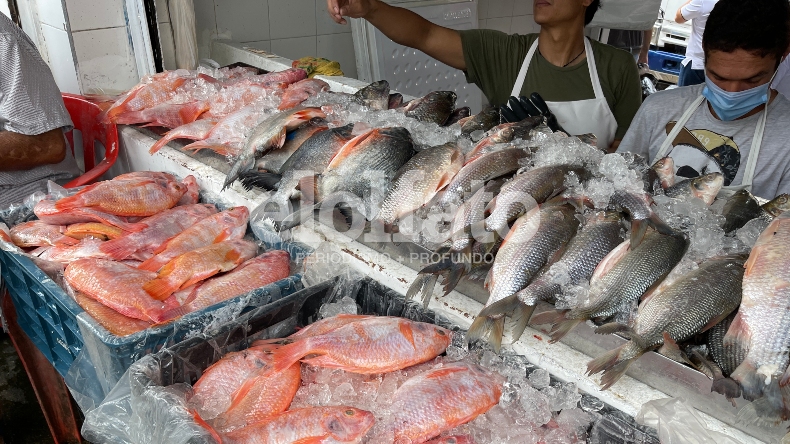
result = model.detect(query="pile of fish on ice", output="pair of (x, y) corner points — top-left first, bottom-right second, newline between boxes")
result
(110, 67), (790, 425)
(0, 171), (290, 335)
(183, 307), (600, 444)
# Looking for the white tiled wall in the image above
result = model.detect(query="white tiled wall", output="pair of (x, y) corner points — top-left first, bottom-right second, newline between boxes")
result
(193, 0), (358, 79)
(479, 0), (540, 35)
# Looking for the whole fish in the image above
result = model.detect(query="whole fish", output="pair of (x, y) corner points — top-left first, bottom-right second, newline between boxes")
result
(142, 239), (258, 300)
(435, 149), (531, 209)
(663, 172), (723, 205)
(10, 221), (78, 247)
(224, 68), (307, 88)
(55, 177), (187, 217)
(460, 105), (501, 137)
(255, 118), (327, 174)
(64, 222), (124, 240)
(467, 203), (581, 350)
(722, 190), (762, 233)
(114, 101), (209, 128)
(278, 78), (329, 110)
(650, 156), (675, 190)
(220, 406), (374, 444)
(726, 212), (790, 423)
(403, 91), (457, 125)
(287, 314), (373, 340)
(472, 211), (625, 349)
(608, 190), (674, 248)
(64, 259), (174, 322)
(466, 117), (542, 164)
(484, 164), (589, 234)
(99, 204), (217, 260)
(148, 119), (218, 155)
(383, 363), (503, 444)
(310, 126), (415, 202)
(224, 107), (327, 190)
(38, 238), (114, 264)
(445, 107), (471, 126)
(163, 250), (291, 319)
(73, 291), (152, 336)
(353, 80), (390, 110)
(268, 316), (452, 374)
(177, 175), (200, 206)
(104, 72), (190, 121)
(763, 194), (790, 218)
(182, 106), (268, 156)
(375, 143), (464, 226)
(34, 200), (146, 232)
(587, 254), (745, 390)
(193, 347), (274, 420)
(212, 362), (302, 432)
(138, 206), (249, 272)
(389, 92), (404, 109)
(113, 171), (179, 182)
(531, 230), (689, 342)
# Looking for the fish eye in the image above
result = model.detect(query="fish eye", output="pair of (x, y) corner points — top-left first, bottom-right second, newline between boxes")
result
(447, 439), (457, 444)
(436, 329), (446, 336)
(345, 409), (355, 416)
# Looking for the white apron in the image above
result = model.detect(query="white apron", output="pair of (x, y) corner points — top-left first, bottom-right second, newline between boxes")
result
(652, 95), (769, 198)
(511, 37), (619, 149)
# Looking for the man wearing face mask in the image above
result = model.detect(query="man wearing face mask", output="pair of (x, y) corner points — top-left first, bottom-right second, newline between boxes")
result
(617, 0), (790, 200)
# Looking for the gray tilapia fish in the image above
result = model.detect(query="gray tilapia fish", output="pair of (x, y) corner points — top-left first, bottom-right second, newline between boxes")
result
(223, 107), (326, 190)
(467, 203), (581, 350)
(471, 211), (625, 350)
(403, 91), (457, 125)
(254, 118), (327, 174)
(375, 143), (464, 227)
(460, 105), (501, 137)
(690, 312), (746, 404)
(651, 156), (675, 190)
(310, 127), (415, 202)
(726, 212), (790, 424)
(465, 117), (543, 164)
(353, 80), (390, 110)
(608, 190), (674, 248)
(389, 93), (404, 109)
(587, 254), (745, 390)
(444, 107), (471, 126)
(721, 190), (763, 233)
(663, 172), (723, 205)
(763, 194), (790, 218)
(434, 149), (530, 210)
(531, 229), (689, 343)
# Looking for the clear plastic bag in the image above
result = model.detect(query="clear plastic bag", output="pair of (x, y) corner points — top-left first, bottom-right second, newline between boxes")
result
(588, 0), (662, 31)
(635, 398), (742, 444)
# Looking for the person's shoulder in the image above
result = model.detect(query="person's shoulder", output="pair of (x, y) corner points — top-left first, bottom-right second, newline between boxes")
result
(644, 84), (705, 107)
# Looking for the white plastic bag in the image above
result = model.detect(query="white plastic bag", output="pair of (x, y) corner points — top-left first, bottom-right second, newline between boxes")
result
(635, 398), (742, 444)
(588, 0), (662, 31)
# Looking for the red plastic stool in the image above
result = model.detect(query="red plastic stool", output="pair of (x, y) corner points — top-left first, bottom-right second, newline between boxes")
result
(61, 93), (119, 188)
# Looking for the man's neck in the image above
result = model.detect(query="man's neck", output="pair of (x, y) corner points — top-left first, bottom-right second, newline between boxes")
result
(538, 24), (587, 67)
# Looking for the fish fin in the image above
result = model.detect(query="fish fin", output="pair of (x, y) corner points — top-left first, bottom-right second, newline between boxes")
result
(399, 319), (416, 349)
(142, 277), (179, 301)
(712, 377), (742, 407)
(722, 311), (750, 353)
(138, 255), (168, 272)
(649, 212), (676, 236)
(327, 130), (376, 169)
(425, 367), (467, 379)
(736, 384), (790, 426)
(270, 339), (312, 373)
(406, 273), (438, 309)
(179, 270), (221, 292)
(594, 322), (631, 335)
(465, 315), (505, 353)
(529, 310), (578, 343)
(98, 236), (140, 260)
(657, 332), (690, 364)
(299, 354), (342, 369)
(226, 375), (258, 411)
(149, 134), (174, 154)
(297, 175), (321, 204)
(590, 240), (630, 285)
(238, 171), (282, 191)
(630, 219), (649, 249)
(477, 294), (536, 344)
(160, 305), (191, 321)
(223, 154), (256, 191)
(291, 438), (325, 444)
(54, 185), (95, 210)
(189, 409), (222, 444)
(687, 349), (717, 379)
(261, 127), (287, 156)
(178, 101), (209, 124)
(744, 245), (766, 277)
(586, 341), (644, 390)
(442, 262), (468, 297)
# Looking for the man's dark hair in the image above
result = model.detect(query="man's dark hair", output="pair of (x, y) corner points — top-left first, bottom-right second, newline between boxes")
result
(703, 0), (790, 65)
(584, 0), (601, 26)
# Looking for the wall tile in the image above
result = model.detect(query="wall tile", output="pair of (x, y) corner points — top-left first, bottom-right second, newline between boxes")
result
(315, 0), (349, 35)
(487, 0), (514, 18)
(513, 0), (533, 16)
(270, 35), (317, 61)
(215, 0), (270, 42)
(155, 0), (170, 23)
(269, 0), (316, 40)
(478, 0), (490, 20)
(194, 0), (216, 59)
(486, 17), (511, 34)
(72, 27), (139, 94)
(316, 32), (356, 79)
(65, 0), (125, 32)
(510, 15), (538, 35)
(36, 0), (67, 29)
(158, 22), (177, 70)
(39, 23), (80, 93)
(241, 40), (272, 52)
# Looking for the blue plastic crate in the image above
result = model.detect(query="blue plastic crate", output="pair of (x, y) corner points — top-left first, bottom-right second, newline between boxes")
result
(648, 50), (685, 76)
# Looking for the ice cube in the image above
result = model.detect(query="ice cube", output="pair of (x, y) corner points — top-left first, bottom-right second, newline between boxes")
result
(444, 345), (469, 362)
(553, 382), (582, 411)
(544, 428), (574, 444)
(333, 382), (356, 403)
(736, 217), (769, 249)
(480, 350), (502, 369)
(339, 296), (359, 315)
(499, 381), (519, 406)
(580, 394), (605, 413)
(308, 383), (332, 406)
(557, 408), (592, 433)
(529, 369), (551, 389)
(519, 385), (552, 426)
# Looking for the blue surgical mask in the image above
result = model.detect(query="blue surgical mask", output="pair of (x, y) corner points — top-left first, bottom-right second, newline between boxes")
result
(702, 73), (772, 121)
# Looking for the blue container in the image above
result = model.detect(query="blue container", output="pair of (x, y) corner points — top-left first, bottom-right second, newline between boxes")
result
(648, 50), (685, 76)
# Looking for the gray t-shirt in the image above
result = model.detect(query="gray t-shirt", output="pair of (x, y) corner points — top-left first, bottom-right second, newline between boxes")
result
(616, 84), (790, 200)
(0, 13), (80, 207)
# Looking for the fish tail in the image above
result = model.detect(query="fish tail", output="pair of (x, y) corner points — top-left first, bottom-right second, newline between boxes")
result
(730, 360), (766, 401)
(736, 380), (790, 426)
(223, 155), (255, 191)
(149, 132), (178, 154)
(269, 339), (312, 373)
(98, 235), (141, 260)
(406, 273), (439, 309)
(586, 341), (644, 390)
(466, 314), (505, 353)
(711, 376), (742, 406)
(529, 309), (579, 343)
(142, 277), (180, 301)
(145, 306), (173, 324)
(190, 409), (223, 444)
(137, 255), (168, 272)
(479, 294), (536, 345)
(238, 171), (282, 191)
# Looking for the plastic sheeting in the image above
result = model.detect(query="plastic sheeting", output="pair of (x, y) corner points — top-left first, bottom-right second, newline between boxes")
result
(588, 0), (662, 31)
(635, 398), (743, 444)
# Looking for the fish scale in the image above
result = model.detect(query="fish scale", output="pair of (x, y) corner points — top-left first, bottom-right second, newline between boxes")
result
(707, 313), (747, 377)
(437, 149), (530, 209)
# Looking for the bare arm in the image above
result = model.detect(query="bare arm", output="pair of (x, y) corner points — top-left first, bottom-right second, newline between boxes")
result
(675, 0), (692, 23)
(327, 0), (465, 70)
(0, 128), (67, 171)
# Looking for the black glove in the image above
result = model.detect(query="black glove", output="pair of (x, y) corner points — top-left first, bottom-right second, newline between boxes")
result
(499, 92), (567, 134)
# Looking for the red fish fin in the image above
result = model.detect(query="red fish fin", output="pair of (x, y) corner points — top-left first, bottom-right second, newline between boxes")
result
(292, 438), (324, 444)
(297, 175), (321, 203)
(178, 101), (209, 124)
(224, 249), (243, 263)
(270, 339), (312, 373)
(54, 185), (96, 210)
(744, 245), (765, 277)
(399, 319), (416, 349)
(178, 271), (219, 292)
(99, 236), (140, 260)
(226, 376), (258, 411)
(146, 307), (172, 323)
(425, 367), (466, 379)
(56, 235), (80, 246)
(300, 354), (342, 369)
(327, 130), (376, 169)
(143, 278), (179, 301)
(657, 332), (690, 364)
(190, 409), (223, 444)
(213, 229), (232, 243)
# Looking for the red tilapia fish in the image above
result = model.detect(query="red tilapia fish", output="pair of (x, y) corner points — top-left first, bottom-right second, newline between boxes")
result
(37, 238), (112, 264)
(104, 71), (190, 121)
(212, 362), (302, 433)
(278, 78), (329, 110)
(148, 119), (218, 155)
(73, 291), (152, 336)
(63, 223), (124, 240)
(219, 406), (374, 444)
(383, 363), (503, 443)
(138, 206), (249, 272)
(34, 200), (147, 232)
(142, 239), (258, 300)
(114, 101), (209, 129)
(177, 175), (200, 206)
(9, 221), (78, 247)
(223, 68), (307, 88)
(99, 203), (217, 260)
(192, 347), (274, 420)
(164, 250), (291, 318)
(268, 316), (452, 374)
(64, 259), (175, 322)
(55, 177), (187, 217)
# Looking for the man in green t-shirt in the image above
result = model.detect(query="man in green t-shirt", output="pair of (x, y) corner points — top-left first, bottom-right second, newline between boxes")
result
(326, 0), (642, 151)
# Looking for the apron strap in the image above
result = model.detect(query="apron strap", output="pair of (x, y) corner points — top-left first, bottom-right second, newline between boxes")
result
(740, 100), (770, 187)
(583, 38), (605, 100)
(511, 40), (540, 98)
(652, 95), (705, 164)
